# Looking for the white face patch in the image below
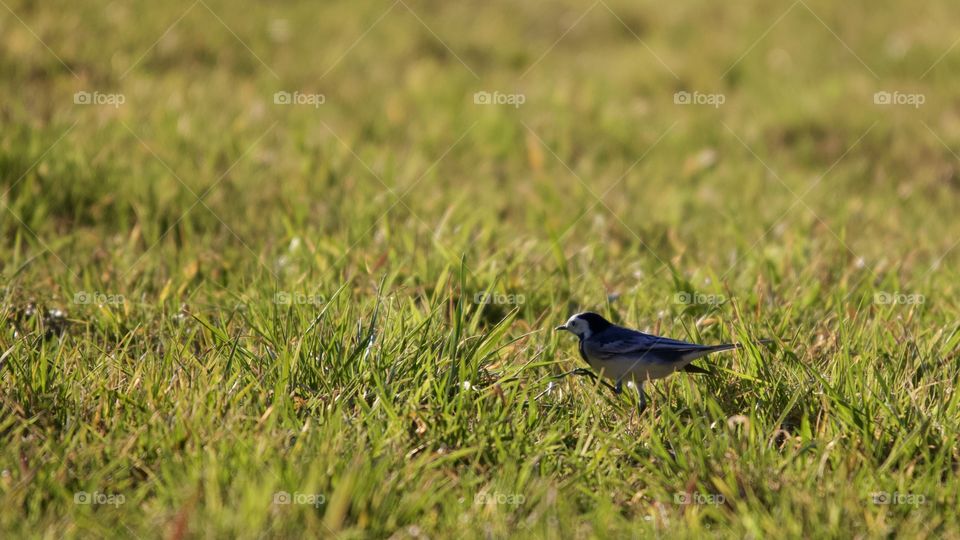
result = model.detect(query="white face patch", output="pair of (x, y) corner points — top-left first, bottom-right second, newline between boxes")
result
(565, 314), (592, 339)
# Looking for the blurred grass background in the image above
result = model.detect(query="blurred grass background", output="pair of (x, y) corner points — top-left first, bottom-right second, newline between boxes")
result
(2, 0), (960, 537)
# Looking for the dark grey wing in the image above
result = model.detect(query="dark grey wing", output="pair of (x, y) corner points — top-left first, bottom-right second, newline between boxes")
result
(587, 328), (735, 364)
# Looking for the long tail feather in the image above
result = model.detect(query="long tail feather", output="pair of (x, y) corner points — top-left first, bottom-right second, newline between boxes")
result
(682, 363), (711, 374)
(683, 339), (771, 363)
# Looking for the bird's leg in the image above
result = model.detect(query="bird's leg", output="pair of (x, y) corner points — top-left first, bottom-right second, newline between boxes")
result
(553, 368), (620, 395)
(553, 368), (597, 380)
(637, 382), (647, 414)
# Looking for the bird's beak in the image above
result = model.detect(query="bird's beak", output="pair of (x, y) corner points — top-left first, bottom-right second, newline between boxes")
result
(555, 324), (567, 332)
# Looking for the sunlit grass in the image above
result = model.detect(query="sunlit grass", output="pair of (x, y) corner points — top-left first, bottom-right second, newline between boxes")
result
(2, 0), (960, 537)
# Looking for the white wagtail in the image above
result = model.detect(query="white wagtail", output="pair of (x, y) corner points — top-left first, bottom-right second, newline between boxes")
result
(555, 311), (755, 412)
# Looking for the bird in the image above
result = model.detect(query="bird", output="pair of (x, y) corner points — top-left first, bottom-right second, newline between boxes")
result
(555, 311), (753, 412)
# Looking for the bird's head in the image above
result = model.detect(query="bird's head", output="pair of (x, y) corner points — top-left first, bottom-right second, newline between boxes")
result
(555, 311), (613, 339)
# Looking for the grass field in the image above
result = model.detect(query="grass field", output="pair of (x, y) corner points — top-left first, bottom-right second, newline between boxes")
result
(3, 0), (960, 537)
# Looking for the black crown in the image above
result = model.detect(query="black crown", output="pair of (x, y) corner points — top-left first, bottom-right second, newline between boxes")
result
(576, 312), (613, 332)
